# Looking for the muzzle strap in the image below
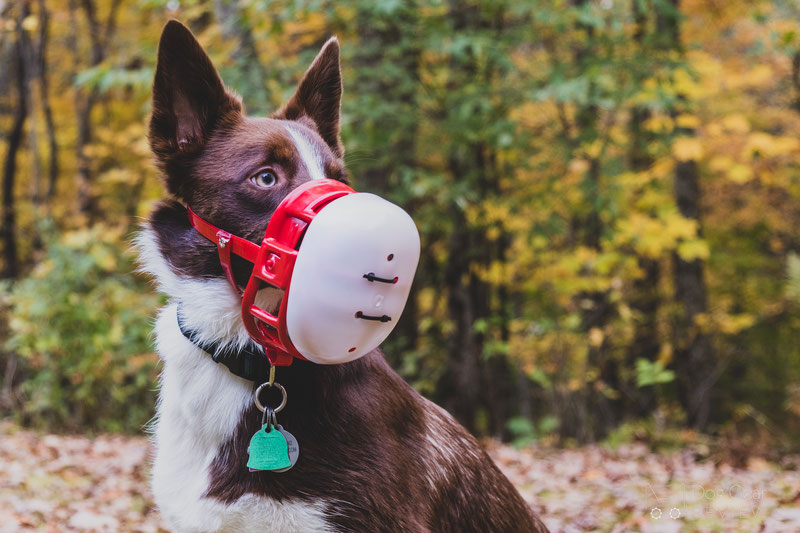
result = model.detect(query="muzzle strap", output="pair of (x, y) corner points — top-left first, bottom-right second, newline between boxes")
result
(186, 206), (261, 295)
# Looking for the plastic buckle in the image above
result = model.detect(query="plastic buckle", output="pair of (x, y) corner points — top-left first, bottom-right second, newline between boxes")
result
(266, 347), (294, 366)
(215, 230), (240, 295)
(254, 238), (297, 288)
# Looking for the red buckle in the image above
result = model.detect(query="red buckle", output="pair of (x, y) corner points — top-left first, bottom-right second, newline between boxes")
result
(254, 238), (297, 287)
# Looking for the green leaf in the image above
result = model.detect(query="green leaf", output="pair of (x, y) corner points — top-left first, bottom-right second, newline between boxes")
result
(635, 359), (675, 388)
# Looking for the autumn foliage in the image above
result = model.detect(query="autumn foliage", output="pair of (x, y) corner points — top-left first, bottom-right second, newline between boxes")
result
(1, 0), (799, 452)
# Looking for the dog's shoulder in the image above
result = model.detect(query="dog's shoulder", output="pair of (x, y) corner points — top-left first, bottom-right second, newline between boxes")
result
(199, 354), (545, 532)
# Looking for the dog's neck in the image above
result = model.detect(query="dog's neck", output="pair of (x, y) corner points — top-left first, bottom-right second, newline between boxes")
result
(136, 225), (381, 387)
(136, 226), (280, 351)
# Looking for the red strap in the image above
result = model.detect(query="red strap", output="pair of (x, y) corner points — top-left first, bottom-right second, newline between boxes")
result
(214, 229), (240, 294)
(187, 207), (262, 295)
(186, 207), (261, 264)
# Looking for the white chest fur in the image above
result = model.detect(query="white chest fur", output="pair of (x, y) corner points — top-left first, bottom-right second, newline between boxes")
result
(138, 230), (334, 533)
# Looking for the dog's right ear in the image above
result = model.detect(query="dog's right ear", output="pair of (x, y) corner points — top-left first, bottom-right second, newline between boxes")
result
(149, 20), (241, 194)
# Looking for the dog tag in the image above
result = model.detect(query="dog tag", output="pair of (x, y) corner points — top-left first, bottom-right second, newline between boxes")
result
(247, 424), (291, 471)
(272, 425), (300, 472)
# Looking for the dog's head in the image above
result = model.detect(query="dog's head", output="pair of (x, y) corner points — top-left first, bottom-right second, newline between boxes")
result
(144, 20), (346, 287)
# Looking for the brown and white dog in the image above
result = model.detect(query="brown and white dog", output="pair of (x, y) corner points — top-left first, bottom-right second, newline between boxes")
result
(137, 20), (549, 533)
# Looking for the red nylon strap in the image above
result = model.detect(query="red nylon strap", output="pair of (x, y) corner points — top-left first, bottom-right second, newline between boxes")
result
(186, 207), (261, 264)
(187, 207), (262, 295)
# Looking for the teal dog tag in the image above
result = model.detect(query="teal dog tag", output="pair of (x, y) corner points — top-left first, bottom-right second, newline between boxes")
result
(247, 424), (291, 471)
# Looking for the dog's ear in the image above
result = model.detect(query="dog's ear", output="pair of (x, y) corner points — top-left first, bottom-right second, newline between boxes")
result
(149, 20), (242, 193)
(275, 37), (343, 156)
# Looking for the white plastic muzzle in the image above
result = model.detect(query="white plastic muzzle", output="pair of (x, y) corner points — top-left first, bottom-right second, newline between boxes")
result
(286, 193), (420, 363)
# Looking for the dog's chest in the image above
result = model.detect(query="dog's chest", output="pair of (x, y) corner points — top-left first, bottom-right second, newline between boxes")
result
(151, 304), (334, 533)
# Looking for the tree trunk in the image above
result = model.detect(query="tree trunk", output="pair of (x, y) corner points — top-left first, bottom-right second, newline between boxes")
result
(625, 0), (661, 418)
(662, 0), (716, 429)
(792, 51), (800, 113)
(37, 0), (58, 202)
(485, 234), (516, 439)
(70, 0), (121, 222)
(2, 5), (30, 279)
(440, 205), (483, 432)
(559, 0), (617, 442)
(23, 27), (41, 208)
(436, 1), (485, 432)
(672, 157), (715, 428)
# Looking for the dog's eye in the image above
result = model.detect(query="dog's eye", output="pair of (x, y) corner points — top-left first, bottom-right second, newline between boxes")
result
(250, 170), (278, 188)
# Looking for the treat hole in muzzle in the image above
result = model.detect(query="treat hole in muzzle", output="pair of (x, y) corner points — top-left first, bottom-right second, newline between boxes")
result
(363, 272), (398, 284)
(355, 311), (392, 323)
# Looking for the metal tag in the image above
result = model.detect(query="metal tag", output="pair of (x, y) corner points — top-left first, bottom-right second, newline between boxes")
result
(272, 424), (300, 472)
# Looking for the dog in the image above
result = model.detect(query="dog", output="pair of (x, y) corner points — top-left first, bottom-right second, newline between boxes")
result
(137, 20), (549, 533)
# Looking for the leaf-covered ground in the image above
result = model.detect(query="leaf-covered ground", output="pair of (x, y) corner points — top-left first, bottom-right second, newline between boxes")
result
(1, 421), (799, 532)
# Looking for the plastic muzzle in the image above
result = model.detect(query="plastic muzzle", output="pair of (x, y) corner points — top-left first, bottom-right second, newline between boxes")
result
(191, 179), (420, 366)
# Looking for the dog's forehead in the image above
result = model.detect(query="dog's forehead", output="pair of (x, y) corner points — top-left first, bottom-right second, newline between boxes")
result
(228, 117), (294, 152)
(227, 117), (332, 162)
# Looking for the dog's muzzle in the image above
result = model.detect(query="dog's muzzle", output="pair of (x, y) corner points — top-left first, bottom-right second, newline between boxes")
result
(187, 179), (420, 366)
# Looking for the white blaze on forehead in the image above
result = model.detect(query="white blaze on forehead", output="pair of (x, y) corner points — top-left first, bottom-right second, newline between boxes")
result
(284, 124), (326, 180)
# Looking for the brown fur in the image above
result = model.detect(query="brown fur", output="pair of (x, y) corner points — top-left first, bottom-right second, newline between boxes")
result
(148, 20), (548, 533)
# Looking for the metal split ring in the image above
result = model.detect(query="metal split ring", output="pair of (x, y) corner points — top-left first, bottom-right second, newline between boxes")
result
(254, 381), (287, 414)
(261, 407), (278, 430)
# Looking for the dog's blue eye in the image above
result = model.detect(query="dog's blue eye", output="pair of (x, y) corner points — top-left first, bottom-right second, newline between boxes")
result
(251, 170), (277, 188)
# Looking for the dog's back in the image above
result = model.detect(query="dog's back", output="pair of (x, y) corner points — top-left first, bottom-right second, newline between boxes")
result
(141, 20), (548, 533)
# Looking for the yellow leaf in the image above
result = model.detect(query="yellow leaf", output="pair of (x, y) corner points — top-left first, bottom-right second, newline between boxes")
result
(773, 136), (800, 155)
(717, 313), (756, 335)
(589, 328), (604, 347)
(721, 114), (750, 134)
(673, 137), (704, 161)
(645, 115), (674, 134)
(663, 212), (698, 241)
(584, 139), (603, 159)
(21, 15), (38, 32)
(694, 312), (711, 330)
(657, 343), (673, 366)
(745, 133), (800, 159)
(532, 235), (548, 249)
(727, 164), (753, 184)
(705, 122), (723, 137)
(675, 114), (700, 129)
(677, 239), (710, 261)
(746, 64), (773, 88)
(709, 156), (734, 173)
(673, 68), (702, 98)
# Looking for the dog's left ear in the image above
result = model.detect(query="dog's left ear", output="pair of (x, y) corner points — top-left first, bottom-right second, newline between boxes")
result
(276, 37), (343, 156)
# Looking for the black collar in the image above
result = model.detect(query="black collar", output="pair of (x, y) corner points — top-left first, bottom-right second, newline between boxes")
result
(177, 306), (271, 383)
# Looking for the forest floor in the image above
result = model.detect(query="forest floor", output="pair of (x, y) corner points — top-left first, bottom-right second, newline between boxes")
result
(1, 421), (799, 532)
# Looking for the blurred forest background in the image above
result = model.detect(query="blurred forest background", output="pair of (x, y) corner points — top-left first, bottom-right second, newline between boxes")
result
(1, 0), (799, 457)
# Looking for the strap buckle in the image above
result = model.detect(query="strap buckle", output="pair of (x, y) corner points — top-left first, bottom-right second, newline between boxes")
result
(215, 230), (240, 295)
